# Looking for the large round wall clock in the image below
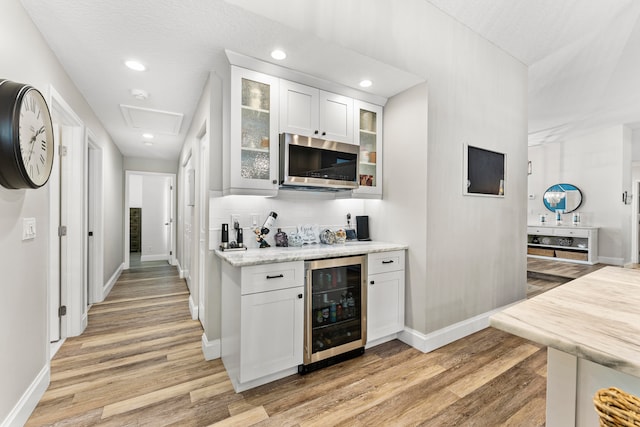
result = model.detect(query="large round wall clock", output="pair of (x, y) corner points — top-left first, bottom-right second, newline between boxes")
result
(0, 79), (55, 189)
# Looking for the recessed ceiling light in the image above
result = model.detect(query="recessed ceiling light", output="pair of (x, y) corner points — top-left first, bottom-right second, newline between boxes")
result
(144, 141), (153, 146)
(142, 133), (154, 139)
(359, 79), (373, 88)
(125, 60), (146, 71)
(271, 49), (287, 60)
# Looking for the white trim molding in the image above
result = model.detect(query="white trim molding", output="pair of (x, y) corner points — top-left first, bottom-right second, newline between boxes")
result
(140, 254), (170, 263)
(189, 295), (199, 320)
(101, 263), (124, 302)
(598, 256), (624, 266)
(399, 301), (525, 353)
(201, 334), (221, 361)
(1, 364), (49, 427)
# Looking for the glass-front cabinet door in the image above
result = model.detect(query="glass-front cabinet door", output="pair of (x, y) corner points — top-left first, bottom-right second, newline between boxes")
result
(353, 100), (382, 198)
(230, 66), (279, 195)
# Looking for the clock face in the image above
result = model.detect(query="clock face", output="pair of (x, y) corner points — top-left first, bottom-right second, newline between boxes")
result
(17, 88), (54, 187)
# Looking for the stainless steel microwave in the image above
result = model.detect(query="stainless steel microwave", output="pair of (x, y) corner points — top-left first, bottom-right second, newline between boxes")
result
(279, 133), (359, 190)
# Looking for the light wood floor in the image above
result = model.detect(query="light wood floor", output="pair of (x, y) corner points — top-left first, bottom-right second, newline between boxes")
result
(29, 259), (601, 426)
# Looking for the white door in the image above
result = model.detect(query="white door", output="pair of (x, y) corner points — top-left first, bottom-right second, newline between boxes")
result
(182, 157), (193, 287)
(165, 176), (173, 264)
(86, 137), (103, 303)
(198, 136), (208, 322)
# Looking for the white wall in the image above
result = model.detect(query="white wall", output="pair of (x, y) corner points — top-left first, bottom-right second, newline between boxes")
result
(0, 2), (123, 425)
(129, 174), (143, 208)
(366, 83), (428, 331)
(123, 157), (178, 175)
(528, 125), (630, 264)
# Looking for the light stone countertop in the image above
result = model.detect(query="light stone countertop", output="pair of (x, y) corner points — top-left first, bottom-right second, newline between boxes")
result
(215, 241), (408, 267)
(490, 266), (640, 378)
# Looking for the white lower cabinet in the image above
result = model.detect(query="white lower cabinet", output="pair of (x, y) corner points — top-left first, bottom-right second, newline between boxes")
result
(221, 261), (304, 392)
(367, 251), (405, 344)
(240, 286), (304, 383)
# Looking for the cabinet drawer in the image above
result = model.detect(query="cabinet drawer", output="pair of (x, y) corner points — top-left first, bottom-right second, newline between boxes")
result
(241, 261), (304, 295)
(554, 228), (589, 238)
(527, 227), (552, 235)
(368, 250), (405, 275)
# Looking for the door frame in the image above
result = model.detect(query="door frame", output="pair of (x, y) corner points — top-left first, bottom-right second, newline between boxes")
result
(48, 86), (88, 346)
(86, 130), (104, 303)
(198, 131), (209, 324)
(632, 179), (640, 264)
(124, 170), (177, 269)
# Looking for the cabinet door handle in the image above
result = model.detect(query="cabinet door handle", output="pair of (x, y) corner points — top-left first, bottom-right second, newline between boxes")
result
(382, 260), (394, 264)
(266, 274), (284, 279)
(322, 131), (326, 136)
(314, 130), (319, 135)
(298, 293), (303, 299)
(272, 179), (278, 184)
(370, 280), (375, 285)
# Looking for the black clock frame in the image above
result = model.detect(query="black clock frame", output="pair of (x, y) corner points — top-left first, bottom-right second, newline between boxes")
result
(0, 79), (54, 189)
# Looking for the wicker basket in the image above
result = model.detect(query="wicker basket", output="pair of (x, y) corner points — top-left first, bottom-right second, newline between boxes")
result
(555, 250), (588, 261)
(527, 247), (555, 257)
(594, 387), (640, 426)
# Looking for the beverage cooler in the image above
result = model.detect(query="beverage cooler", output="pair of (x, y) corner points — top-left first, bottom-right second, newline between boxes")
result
(300, 255), (367, 373)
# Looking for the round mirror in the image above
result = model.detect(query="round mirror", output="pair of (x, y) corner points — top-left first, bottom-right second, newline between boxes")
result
(543, 183), (583, 213)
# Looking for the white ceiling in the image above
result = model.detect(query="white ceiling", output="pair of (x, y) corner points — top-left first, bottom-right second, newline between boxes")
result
(19, 0), (640, 161)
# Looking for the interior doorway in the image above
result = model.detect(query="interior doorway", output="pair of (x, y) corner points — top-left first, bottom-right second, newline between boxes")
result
(124, 171), (176, 269)
(198, 133), (209, 324)
(48, 86), (88, 352)
(632, 179), (640, 264)
(86, 132), (104, 306)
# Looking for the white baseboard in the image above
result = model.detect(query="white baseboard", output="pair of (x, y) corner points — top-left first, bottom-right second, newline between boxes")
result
(399, 301), (524, 353)
(1, 364), (49, 427)
(141, 254), (170, 262)
(102, 262), (123, 301)
(189, 295), (199, 320)
(201, 334), (221, 361)
(176, 260), (184, 278)
(365, 333), (399, 349)
(599, 256), (624, 266)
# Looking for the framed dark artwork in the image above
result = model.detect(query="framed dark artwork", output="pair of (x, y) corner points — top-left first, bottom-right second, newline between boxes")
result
(464, 144), (505, 197)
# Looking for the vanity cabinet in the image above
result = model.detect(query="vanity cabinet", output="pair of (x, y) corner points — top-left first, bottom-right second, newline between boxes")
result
(280, 79), (354, 144)
(367, 250), (405, 344)
(221, 261), (304, 392)
(527, 226), (598, 264)
(229, 66), (280, 195)
(352, 101), (383, 197)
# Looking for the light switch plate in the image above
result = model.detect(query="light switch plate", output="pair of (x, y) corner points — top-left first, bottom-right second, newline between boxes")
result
(23, 218), (36, 240)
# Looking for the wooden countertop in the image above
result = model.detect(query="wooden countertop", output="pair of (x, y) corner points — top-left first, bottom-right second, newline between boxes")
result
(490, 266), (640, 378)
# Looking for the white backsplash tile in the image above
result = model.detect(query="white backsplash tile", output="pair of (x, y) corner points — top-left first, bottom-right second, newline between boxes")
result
(209, 194), (366, 250)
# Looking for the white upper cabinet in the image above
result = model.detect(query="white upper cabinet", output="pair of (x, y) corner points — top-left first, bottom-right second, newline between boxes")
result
(279, 80), (319, 137)
(352, 100), (383, 198)
(280, 80), (354, 144)
(229, 66), (279, 195)
(319, 91), (354, 144)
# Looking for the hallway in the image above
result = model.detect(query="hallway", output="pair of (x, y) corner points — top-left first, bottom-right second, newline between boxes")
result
(26, 263), (231, 426)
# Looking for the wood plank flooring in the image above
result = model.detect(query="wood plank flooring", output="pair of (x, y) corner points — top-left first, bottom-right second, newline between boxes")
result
(27, 259), (588, 426)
